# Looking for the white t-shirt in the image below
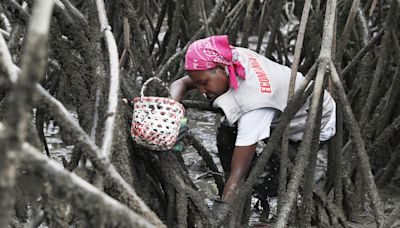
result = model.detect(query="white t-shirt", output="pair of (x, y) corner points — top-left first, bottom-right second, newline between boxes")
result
(235, 107), (336, 146)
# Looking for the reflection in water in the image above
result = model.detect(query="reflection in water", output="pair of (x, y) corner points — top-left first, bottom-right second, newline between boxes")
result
(182, 109), (221, 198)
(44, 118), (74, 164)
(186, 109), (220, 155)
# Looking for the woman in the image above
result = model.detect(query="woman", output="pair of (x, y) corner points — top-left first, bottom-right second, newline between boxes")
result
(170, 35), (336, 220)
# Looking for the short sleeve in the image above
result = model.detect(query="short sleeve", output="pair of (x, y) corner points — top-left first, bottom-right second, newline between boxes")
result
(235, 108), (278, 146)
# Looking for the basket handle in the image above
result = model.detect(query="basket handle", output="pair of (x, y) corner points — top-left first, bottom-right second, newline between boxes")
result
(140, 77), (170, 99)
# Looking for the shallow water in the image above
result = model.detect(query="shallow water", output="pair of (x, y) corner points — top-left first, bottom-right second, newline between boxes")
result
(183, 109), (221, 197)
(42, 108), (275, 224)
(43, 114), (76, 164)
(44, 108), (400, 227)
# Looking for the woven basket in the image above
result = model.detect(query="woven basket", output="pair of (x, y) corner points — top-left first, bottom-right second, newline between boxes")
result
(131, 77), (185, 151)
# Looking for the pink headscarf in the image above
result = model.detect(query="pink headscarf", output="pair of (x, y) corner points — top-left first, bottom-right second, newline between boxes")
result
(185, 35), (245, 89)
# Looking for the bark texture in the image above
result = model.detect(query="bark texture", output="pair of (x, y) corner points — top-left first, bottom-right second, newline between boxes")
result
(0, 0), (399, 227)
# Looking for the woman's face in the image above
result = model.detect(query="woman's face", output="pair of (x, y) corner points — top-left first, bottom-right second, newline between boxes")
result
(188, 66), (229, 102)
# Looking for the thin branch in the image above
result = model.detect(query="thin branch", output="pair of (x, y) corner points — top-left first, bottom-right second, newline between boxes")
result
(265, 0), (284, 58)
(279, 0), (312, 212)
(376, 145), (400, 187)
(155, 48), (183, 81)
(288, 0), (312, 95)
(240, 0), (255, 48)
(163, 0), (183, 63)
(3, 0), (30, 22)
(0, 29), (10, 39)
(90, 89), (102, 140)
(336, 0), (360, 63)
(299, 91), (323, 227)
(370, 113), (400, 157)
(119, 17), (134, 67)
(329, 60), (384, 227)
(149, 0), (169, 54)
(95, 0), (120, 158)
(200, 0), (210, 36)
(60, 0), (87, 25)
(358, 0), (399, 130)
(218, 0), (246, 35)
(256, 0), (268, 53)
(0, 33), (18, 83)
(368, 0), (378, 16)
(375, 31), (400, 135)
(341, 29), (383, 75)
(185, 132), (225, 195)
(121, 0), (155, 79)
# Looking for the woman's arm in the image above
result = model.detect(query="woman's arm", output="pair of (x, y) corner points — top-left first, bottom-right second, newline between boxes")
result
(170, 75), (196, 102)
(222, 144), (257, 202)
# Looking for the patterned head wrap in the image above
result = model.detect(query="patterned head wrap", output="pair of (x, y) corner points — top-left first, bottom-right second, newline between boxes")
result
(185, 35), (245, 89)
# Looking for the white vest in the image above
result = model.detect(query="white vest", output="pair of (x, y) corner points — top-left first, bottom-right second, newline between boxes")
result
(213, 48), (335, 138)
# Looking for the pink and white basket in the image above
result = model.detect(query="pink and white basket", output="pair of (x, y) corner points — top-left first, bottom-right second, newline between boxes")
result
(131, 77), (185, 151)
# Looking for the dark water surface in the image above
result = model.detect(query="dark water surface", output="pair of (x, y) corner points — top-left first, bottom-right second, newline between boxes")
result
(44, 109), (400, 227)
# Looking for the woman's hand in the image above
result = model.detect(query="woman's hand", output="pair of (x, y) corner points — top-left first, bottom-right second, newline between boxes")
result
(222, 144), (257, 202)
